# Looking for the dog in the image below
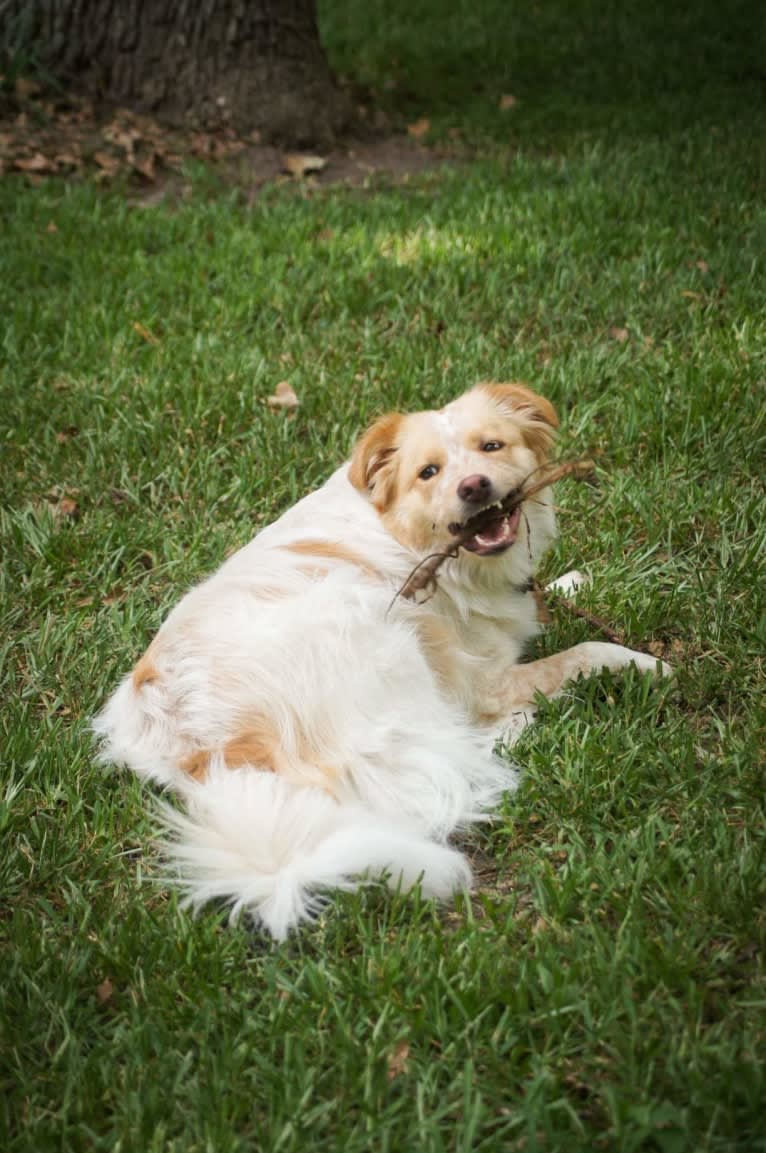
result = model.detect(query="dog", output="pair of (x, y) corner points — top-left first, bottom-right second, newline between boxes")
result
(94, 382), (667, 938)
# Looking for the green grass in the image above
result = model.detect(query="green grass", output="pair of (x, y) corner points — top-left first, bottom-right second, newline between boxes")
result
(2, 2), (765, 1150)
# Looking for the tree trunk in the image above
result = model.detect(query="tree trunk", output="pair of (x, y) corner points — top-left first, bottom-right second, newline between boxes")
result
(3, 0), (353, 146)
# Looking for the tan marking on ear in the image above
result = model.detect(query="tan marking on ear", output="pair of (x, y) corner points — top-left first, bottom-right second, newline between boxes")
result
(478, 382), (559, 428)
(348, 412), (405, 511)
(132, 652), (159, 691)
(281, 538), (382, 579)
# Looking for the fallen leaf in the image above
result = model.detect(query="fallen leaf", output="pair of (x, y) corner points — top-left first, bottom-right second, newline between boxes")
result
(130, 151), (157, 181)
(132, 321), (159, 344)
(13, 152), (53, 173)
(282, 153), (326, 178)
(681, 290), (703, 301)
(56, 426), (79, 443)
(57, 497), (80, 519)
(696, 259), (710, 274)
(407, 118), (431, 139)
(96, 978), (114, 1003)
(499, 93), (518, 110)
(386, 1041), (410, 1080)
(93, 150), (121, 176)
(46, 220), (59, 233)
(266, 381), (300, 411)
(15, 76), (41, 99)
(609, 326), (630, 342)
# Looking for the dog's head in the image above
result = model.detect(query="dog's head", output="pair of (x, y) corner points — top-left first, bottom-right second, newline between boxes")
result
(349, 383), (558, 559)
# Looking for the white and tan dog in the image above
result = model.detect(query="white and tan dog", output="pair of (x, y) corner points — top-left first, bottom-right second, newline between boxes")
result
(95, 383), (665, 938)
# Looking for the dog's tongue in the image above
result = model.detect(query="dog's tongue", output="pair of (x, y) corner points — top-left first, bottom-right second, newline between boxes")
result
(463, 506), (521, 555)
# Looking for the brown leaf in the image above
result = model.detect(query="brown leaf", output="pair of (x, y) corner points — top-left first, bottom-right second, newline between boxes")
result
(266, 381), (300, 411)
(499, 93), (518, 110)
(14, 76), (41, 99)
(56, 426), (79, 443)
(132, 321), (159, 344)
(57, 497), (80, 520)
(407, 118), (431, 139)
(386, 1040), (410, 1080)
(46, 220), (59, 234)
(609, 326), (629, 342)
(96, 978), (114, 1003)
(695, 259), (710, 274)
(130, 151), (157, 182)
(93, 150), (121, 176)
(282, 152), (327, 178)
(13, 152), (54, 173)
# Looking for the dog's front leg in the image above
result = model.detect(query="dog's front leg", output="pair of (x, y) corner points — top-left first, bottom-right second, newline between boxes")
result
(504, 641), (670, 708)
(484, 642), (670, 746)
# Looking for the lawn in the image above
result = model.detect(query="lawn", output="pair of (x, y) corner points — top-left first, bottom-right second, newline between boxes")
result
(1, 2), (765, 1150)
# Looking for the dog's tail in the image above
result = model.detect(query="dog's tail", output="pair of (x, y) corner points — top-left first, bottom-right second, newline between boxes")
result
(157, 767), (472, 939)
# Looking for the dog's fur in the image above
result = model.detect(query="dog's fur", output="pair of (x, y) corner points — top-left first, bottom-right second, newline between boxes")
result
(94, 383), (665, 938)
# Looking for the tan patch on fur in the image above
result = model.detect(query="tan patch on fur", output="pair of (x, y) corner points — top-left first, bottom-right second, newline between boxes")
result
(281, 538), (382, 579)
(132, 651), (159, 691)
(415, 615), (462, 693)
(348, 412), (405, 510)
(223, 730), (281, 772)
(179, 748), (212, 781)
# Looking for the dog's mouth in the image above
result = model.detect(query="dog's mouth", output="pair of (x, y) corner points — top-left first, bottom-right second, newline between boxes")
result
(448, 504), (522, 557)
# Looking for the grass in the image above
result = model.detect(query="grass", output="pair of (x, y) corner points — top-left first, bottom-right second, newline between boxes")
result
(1, 1), (765, 1150)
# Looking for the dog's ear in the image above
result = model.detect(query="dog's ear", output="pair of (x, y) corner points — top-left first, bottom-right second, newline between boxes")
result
(348, 412), (404, 509)
(478, 381), (558, 461)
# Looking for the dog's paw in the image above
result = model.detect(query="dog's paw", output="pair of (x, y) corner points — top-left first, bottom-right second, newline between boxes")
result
(629, 650), (673, 679)
(546, 569), (590, 598)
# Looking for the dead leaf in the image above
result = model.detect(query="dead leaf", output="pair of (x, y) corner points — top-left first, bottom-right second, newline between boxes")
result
(499, 93), (518, 110)
(57, 497), (80, 519)
(132, 321), (159, 344)
(386, 1040), (410, 1080)
(46, 220), (59, 234)
(609, 326), (630, 342)
(266, 381), (300, 411)
(681, 290), (703, 301)
(56, 426), (79, 443)
(96, 978), (114, 1003)
(14, 76), (41, 100)
(407, 118), (431, 139)
(130, 151), (157, 181)
(93, 150), (121, 176)
(282, 153), (326, 178)
(13, 152), (53, 173)
(696, 260), (710, 274)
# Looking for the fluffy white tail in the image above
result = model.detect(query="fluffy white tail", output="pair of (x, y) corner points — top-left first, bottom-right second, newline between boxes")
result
(158, 768), (472, 940)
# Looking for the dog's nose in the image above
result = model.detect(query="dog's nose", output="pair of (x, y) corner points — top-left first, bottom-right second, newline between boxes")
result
(457, 474), (492, 504)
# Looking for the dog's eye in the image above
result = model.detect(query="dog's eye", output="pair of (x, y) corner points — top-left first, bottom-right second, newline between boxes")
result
(419, 464), (440, 481)
(482, 441), (504, 452)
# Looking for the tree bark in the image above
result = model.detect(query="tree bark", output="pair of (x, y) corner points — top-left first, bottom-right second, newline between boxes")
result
(2, 0), (353, 146)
